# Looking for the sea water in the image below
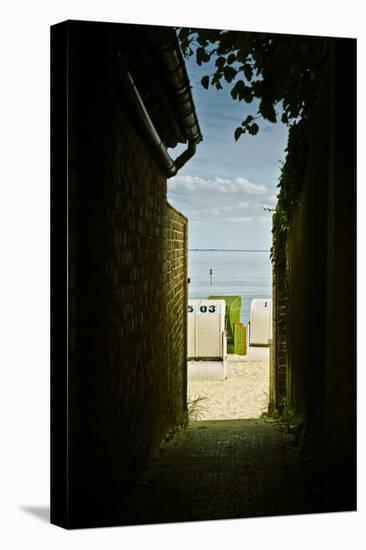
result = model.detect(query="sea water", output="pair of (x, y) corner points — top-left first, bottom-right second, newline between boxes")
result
(188, 250), (272, 325)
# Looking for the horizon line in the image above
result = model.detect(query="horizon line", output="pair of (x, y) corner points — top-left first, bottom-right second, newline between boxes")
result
(189, 248), (270, 252)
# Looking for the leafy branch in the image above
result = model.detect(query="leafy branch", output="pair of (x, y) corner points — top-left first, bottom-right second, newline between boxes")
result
(178, 27), (330, 139)
(177, 27), (330, 289)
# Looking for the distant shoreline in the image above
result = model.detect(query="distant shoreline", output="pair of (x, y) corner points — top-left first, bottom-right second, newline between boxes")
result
(189, 249), (270, 252)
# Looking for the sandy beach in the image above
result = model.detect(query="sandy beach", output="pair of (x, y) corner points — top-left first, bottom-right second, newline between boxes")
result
(188, 355), (269, 421)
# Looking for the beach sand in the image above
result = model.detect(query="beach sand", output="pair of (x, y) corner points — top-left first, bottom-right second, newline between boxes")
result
(188, 355), (269, 421)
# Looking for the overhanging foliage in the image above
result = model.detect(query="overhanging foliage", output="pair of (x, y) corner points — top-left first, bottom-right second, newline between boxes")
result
(177, 28), (330, 273)
(178, 28), (329, 138)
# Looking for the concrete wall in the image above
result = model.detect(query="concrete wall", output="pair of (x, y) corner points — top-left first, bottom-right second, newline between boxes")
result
(67, 21), (188, 527)
(271, 38), (356, 511)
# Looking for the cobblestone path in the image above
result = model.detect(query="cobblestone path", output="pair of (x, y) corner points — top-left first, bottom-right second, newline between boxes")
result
(119, 419), (311, 526)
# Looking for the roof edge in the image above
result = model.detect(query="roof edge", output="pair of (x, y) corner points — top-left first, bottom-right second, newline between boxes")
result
(147, 26), (203, 145)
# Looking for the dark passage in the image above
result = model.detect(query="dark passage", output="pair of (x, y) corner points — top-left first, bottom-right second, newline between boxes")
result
(51, 20), (356, 529)
(118, 419), (313, 525)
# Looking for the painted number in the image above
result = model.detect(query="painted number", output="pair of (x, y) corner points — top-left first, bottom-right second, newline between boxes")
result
(188, 304), (217, 313)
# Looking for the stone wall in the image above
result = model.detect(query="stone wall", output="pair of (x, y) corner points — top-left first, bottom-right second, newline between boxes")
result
(66, 21), (188, 527)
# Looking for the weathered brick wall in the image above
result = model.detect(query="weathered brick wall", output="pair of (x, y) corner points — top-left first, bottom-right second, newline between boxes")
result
(270, 264), (288, 412)
(321, 39), (356, 511)
(67, 21), (188, 526)
(271, 39), (356, 511)
(286, 145), (328, 430)
(271, 66), (329, 429)
(271, 57), (329, 425)
(166, 204), (188, 416)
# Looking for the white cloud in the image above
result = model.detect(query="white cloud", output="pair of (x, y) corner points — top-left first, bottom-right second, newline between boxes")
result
(169, 175), (267, 195)
(225, 216), (253, 223)
(197, 202), (251, 216)
(187, 216), (253, 224)
(257, 215), (273, 224)
(168, 174), (277, 230)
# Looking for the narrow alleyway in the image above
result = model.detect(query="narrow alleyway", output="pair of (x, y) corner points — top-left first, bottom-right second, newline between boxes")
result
(118, 419), (313, 526)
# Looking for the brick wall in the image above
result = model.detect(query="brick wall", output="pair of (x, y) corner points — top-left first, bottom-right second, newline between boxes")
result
(67, 21), (188, 527)
(271, 39), (356, 511)
(270, 262), (288, 412)
(271, 58), (329, 427)
(165, 204), (188, 416)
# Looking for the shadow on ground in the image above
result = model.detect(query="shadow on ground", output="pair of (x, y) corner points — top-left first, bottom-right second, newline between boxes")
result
(20, 506), (49, 523)
(116, 419), (313, 526)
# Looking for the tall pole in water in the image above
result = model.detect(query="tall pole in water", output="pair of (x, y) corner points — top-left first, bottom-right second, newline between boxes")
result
(209, 268), (213, 288)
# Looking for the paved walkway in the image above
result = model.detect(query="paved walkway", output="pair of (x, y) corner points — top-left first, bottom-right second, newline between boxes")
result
(119, 419), (311, 526)
(188, 356), (269, 420)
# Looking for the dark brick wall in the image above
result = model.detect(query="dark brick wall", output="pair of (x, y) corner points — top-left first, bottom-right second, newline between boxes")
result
(285, 80), (329, 433)
(271, 39), (356, 511)
(321, 39), (356, 511)
(271, 267), (288, 411)
(271, 67), (329, 423)
(165, 204), (188, 416)
(67, 21), (188, 526)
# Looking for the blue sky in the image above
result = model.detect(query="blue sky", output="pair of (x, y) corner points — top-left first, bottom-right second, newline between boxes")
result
(167, 54), (289, 250)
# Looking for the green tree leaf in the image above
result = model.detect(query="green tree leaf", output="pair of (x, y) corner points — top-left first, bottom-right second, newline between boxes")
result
(242, 86), (253, 103)
(215, 56), (226, 69)
(242, 115), (254, 126)
(223, 66), (237, 83)
(231, 80), (245, 100)
(230, 80), (252, 102)
(212, 74), (223, 90)
(201, 75), (209, 89)
(234, 127), (244, 141)
(227, 53), (236, 65)
(243, 64), (253, 81)
(178, 29), (330, 137)
(248, 123), (259, 135)
(259, 99), (277, 123)
(196, 47), (210, 66)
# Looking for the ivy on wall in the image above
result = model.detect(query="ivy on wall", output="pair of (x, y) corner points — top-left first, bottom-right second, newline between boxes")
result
(271, 117), (309, 280)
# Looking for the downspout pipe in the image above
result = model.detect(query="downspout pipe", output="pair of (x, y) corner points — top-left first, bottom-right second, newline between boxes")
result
(121, 59), (199, 178)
